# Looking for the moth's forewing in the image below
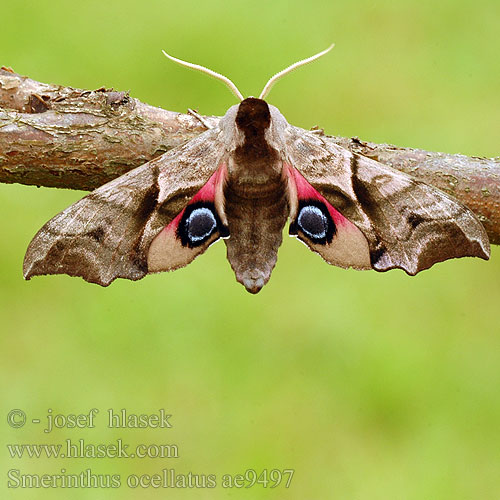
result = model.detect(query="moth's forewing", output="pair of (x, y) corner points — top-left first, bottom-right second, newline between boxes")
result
(23, 162), (163, 286)
(283, 124), (490, 274)
(23, 127), (227, 286)
(348, 152), (490, 273)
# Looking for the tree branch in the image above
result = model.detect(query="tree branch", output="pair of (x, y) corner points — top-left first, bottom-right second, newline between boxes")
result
(1, 68), (499, 244)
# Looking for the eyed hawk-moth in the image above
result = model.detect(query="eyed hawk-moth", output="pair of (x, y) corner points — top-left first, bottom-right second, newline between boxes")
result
(23, 46), (490, 293)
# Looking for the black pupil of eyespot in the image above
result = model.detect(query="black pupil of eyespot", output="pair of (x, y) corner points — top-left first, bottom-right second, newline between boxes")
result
(298, 205), (328, 240)
(186, 208), (217, 242)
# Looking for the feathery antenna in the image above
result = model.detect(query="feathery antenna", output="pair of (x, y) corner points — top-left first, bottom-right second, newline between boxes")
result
(162, 50), (244, 101)
(259, 44), (335, 100)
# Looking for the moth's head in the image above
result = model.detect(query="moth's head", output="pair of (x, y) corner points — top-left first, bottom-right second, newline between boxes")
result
(235, 97), (271, 134)
(161, 44), (334, 103)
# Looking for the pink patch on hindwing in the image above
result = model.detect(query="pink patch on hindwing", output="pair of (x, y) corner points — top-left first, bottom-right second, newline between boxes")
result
(147, 164), (228, 272)
(284, 163), (371, 269)
(285, 163), (354, 229)
(163, 164), (227, 236)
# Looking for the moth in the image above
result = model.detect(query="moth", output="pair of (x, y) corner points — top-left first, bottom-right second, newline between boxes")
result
(24, 46), (490, 293)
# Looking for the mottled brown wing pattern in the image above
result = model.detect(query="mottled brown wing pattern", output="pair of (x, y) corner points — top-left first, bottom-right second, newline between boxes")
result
(24, 127), (227, 285)
(23, 162), (161, 285)
(284, 126), (490, 274)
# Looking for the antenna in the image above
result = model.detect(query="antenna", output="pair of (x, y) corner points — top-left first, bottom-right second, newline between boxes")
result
(162, 50), (244, 101)
(259, 44), (335, 100)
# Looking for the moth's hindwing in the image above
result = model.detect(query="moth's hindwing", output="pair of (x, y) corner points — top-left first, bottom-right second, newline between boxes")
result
(284, 127), (490, 274)
(285, 164), (371, 269)
(147, 164), (228, 273)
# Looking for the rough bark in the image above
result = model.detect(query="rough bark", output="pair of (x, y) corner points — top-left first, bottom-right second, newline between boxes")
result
(1, 67), (499, 244)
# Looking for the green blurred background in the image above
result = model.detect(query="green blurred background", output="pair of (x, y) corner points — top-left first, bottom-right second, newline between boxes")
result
(1, 0), (499, 498)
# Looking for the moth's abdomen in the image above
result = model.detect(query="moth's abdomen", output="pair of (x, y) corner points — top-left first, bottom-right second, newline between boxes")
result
(223, 177), (288, 294)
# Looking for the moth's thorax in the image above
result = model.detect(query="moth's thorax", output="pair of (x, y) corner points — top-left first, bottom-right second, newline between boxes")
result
(228, 97), (282, 187)
(223, 98), (287, 230)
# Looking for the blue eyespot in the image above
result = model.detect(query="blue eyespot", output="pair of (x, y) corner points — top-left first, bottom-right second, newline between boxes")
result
(289, 200), (336, 245)
(177, 202), (228, 248)
(297, 205), (328, 240)
(185, 207), (217, 243)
